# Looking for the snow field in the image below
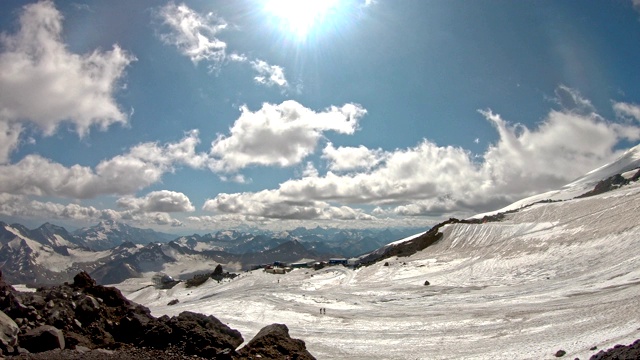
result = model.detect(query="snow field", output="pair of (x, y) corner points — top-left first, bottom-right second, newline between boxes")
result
(123, 183), (640, 359)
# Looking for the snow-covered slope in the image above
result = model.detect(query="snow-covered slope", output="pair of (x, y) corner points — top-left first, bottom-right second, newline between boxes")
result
(122, 148), (640, 359)
(473, 144), (640, 218)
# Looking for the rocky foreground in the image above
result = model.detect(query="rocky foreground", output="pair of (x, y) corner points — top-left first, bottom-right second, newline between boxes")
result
(0, 270), (315, 359)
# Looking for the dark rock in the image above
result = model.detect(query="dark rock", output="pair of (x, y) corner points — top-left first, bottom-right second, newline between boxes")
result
(0, 309), (19, 354)
(213, 264), (224, 276)
(114, 312), (158, 344)
(424, 280), (430, 286)
(590, 346), (598, 351)
(0, 271), (318, 359)
(19, 325), (65, 353)
(75, 295), (101, 323)
(383, 262), (389, 267)
(153, 311), (244, 356)
(167, 299), (179, 306)
(73, 272), (96, 289)
(238, 323), (316, 360)
(590, 339), (640, 359)
(64, 331), (93, 350)
(555, 349), (566, 357)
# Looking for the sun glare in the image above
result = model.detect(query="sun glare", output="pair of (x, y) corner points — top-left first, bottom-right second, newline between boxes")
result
(264, 0), (341, 40)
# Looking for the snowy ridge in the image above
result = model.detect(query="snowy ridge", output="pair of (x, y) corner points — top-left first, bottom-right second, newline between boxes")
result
(473, 144), (640, 218)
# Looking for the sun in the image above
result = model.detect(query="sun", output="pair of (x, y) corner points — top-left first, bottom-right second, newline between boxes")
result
(264, 0), (341, 40)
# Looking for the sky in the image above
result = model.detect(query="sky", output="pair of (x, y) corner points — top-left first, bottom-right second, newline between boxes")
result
(1, 0), (640, 234)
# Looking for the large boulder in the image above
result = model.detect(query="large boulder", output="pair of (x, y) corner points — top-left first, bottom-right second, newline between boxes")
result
(213, 264), (224, 276)
(238, 323), (316, 360)
(139, 311), (244, 358)
(73, 271), (96, 289)
(0, 309), (19, 354)
(19, 325), (65, 353)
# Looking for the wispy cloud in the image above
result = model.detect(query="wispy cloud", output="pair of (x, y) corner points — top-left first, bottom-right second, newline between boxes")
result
(157, 2), (228, 69)
(251, 59), (289, 88)
(157, 4), (291, 89)
(613, 101), (640, 122)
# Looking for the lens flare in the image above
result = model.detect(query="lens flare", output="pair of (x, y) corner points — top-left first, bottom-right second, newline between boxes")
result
(264, 0), (341, 40)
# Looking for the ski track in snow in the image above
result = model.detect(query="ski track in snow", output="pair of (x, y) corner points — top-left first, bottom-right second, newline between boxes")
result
(122, 183), (640, 360)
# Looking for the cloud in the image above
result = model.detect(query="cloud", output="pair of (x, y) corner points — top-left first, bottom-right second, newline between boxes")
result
(613, 101), (640, 122)
(322, 142), (387, 171)
(117, 190), (195, 213)
(0, 193), (184, 227)
(0, 122), (23, 164)
(633, 0), (640, 13)
(209, 100), (366, 172)
(228, 53), (248, 62)
(157, 2), (228, 69)
(0, 0), (135, 137)
(158, 4), (292, 90)
(250, 59), (289, 88)
(145, 212), (184, 227)
(479, 109), (639, 193)
(301, 161), (319, 177)
(0, 131), (207, 198)
(0, 193), (118, 222)
(550, 85), (596, 114)
(206, 87), (640, 220)
(202, 191), (373, 221)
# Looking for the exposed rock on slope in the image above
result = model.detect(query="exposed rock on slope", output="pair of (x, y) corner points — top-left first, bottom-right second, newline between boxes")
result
(590, 339), (640, 359)
(238, 323), (315, 360)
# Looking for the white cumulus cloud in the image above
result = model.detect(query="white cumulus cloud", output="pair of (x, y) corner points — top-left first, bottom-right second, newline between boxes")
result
(322, 142), (387, 171)
(0, 131), (207, 199)
(0, 0), (135, 162)
(117, 190), (195, 213)
(202, 191), (373, 221)
(206, 87), (640, 220)
(209, 100), (366, 173)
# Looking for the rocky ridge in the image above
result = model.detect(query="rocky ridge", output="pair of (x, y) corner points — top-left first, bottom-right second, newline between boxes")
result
(0, 270), (315, 359)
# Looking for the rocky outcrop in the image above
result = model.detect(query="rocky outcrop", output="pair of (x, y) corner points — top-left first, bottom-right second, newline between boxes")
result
(577, 173), (633, 198)
(0, 270), (316, 359)
(0, 310), (19, 353)
(590, 339), (640, 359)
(238, 323), (316, 360)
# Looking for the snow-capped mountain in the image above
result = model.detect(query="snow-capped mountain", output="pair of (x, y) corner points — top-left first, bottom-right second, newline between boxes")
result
(0, 218), (415, 285)
(122, 145), (640, 360)
(0, 221), (107, 284)
(73, 220), (175, 250)
(172, 227), (421, 258)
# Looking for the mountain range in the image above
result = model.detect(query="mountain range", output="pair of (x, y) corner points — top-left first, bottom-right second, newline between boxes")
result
(0, 217), (422, 285)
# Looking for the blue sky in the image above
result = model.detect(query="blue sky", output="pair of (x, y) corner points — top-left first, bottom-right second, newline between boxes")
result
(1, 0), (640, 233)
